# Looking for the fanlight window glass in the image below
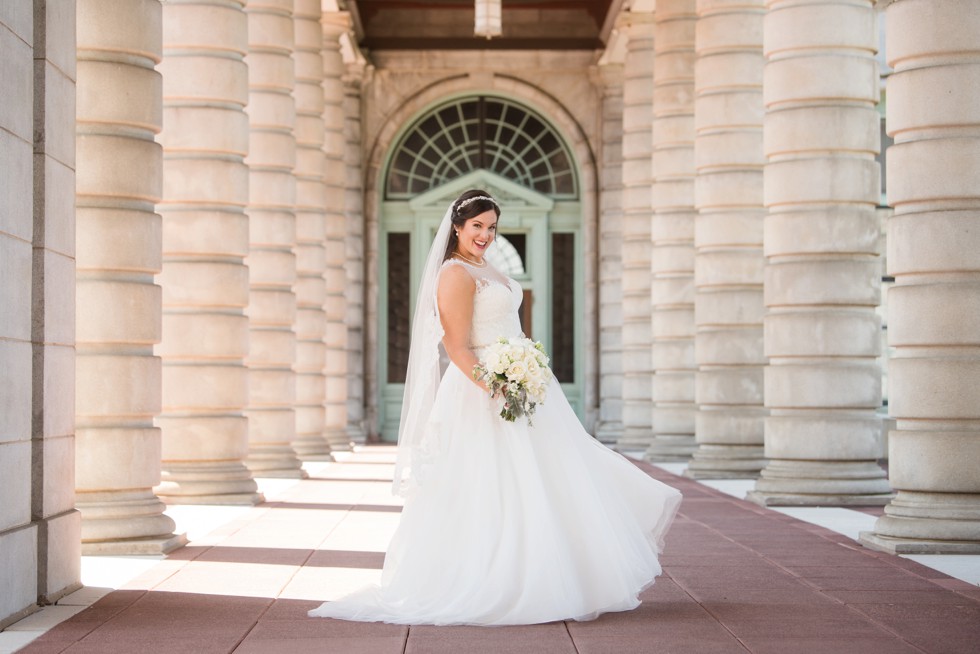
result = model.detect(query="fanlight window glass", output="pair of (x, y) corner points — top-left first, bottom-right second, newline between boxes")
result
(386, 97), (578, 199)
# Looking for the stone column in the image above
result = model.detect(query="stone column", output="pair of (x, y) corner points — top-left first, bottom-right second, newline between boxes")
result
(242, 0), (305, 478)
(75, 0), (185, 551)
(344, 61), (367, 445)
(291, 0), (333, 459)
(747, 0), (889, 506)
(157, 0), (262, 504)
(861, 0), (980, 553)
(617, 10), (656, 452)
(595, 61), (625, 445)
(685, 0), (767, 478)
(322, 13), (350, 453)
(646, 0), (698, 462)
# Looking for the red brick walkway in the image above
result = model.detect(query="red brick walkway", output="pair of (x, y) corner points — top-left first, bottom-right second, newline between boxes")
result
(16, 449), (980, 654)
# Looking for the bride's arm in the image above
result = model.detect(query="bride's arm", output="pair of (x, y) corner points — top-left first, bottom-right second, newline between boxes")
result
(437, 265), (488, 391)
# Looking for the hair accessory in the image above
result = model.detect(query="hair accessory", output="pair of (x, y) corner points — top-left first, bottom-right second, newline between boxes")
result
(456, 195), (498, 212)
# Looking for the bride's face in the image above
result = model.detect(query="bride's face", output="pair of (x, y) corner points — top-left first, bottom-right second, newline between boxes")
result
(456, 210), (497, 261)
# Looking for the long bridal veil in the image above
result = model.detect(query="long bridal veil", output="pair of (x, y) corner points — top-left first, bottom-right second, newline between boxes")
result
(391, 205), (453, 496)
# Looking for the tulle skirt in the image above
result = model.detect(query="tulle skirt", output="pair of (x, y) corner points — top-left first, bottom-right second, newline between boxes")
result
(308, 364), (682, 625)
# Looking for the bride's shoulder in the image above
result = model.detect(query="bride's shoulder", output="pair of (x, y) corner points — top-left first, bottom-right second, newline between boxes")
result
(438, 259), (475, 290)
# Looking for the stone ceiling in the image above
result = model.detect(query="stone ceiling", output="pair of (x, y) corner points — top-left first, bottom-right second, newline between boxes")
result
(344, 0), (620, 50)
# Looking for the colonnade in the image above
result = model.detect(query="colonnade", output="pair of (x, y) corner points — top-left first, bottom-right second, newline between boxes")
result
(2, 0), (978, 632)
(609, 0), (979, 552)
(70, 0), (360, 552)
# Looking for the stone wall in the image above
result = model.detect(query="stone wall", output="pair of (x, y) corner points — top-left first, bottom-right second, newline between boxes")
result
(0, 0), (81, 629)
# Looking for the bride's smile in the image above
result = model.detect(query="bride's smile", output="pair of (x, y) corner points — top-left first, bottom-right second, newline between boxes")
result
(455, 209), (497, 262)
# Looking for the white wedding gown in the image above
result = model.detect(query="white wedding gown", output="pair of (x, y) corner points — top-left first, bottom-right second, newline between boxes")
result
(309, 260), (682, 625)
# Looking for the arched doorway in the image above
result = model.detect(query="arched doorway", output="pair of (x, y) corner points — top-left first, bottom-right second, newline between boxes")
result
(378, 95), (585, 441)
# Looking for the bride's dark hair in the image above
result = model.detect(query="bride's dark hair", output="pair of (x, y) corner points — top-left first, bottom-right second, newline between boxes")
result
(443, 189), (500, 262)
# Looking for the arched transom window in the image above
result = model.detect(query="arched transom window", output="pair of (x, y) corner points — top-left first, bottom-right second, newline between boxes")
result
(386, 96), (578, 199)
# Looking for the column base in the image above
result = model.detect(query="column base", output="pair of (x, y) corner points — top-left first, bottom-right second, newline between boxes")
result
(747, 490), (893, 507)
(684, 444), (766, 479)
(645, 435), (697, 462)
(858, 531), (980, 554)
(78, 490), (185, 548)
(157, 462), (264, 505)
(594, 421), (623, 445)
(82, 533), (188, 556)
(684, 443), (766, 479)
(747, 459), (892, 506)
(857, 490), (980, 553)
(347, 423), (367, 445)
(292, 434), (334, 461)
(245, 446), (309, 479)
(325, 428), (352, 452)
(616, 429), (654, 452)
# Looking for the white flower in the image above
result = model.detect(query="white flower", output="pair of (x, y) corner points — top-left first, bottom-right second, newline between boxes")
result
(484, 351), (502, 375)
(506, 360), (527, 383)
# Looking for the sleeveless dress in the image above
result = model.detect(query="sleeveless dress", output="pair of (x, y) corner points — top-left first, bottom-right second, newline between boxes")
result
(308, 259), (682, 625)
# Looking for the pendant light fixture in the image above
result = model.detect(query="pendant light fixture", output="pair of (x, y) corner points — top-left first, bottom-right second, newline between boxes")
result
(474, 0), (502, 39)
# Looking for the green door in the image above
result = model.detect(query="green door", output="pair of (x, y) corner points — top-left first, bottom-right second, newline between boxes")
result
(378, 96), (584, 441)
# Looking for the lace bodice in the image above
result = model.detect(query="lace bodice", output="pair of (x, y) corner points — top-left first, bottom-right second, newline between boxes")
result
(441, 259), (523, 349)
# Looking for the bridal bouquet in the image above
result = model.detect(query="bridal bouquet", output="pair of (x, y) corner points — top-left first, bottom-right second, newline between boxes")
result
(473, 337), (553, 424)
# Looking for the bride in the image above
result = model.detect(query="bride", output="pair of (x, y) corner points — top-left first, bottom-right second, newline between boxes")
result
(309, 189), (682, 626)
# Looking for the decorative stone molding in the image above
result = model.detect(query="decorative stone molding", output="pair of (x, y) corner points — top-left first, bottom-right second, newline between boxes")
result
(747, 0), (890, 506)
(861, 0), (980, 553)
(685, 0), (768, 479)
(157, 0), (262, 504)
(645, 0), (698, 463)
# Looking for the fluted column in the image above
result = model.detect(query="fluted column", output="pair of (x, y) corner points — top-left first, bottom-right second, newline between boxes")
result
(747, 0), (889, 506)
(596, 61), (626, 445)
(646, 0), (698, 462)
(344, 62), (367, 445)
(861, 0), (980, 553)
(617, 11), (656, 451)
(322, 13), (350, 453)
(291, 0), (332, 460)
(75, 0), (185, 551)
(157, 0), (262, 504)
(243, 0), (305, 478)
(685, 0), (767, 478)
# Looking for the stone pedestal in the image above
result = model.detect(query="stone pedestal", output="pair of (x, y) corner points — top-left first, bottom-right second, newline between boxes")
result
(322, 13), (351, 453)
(595, 62), (625, 445)
(646, 0), (698, 463)
(617, 11), (656, 451)
(243, 0), (306, 479)
(75, 0), (185, 551)
(685, 0), (767, 479)
(860, 0), (980, 553)
(157, 0), (262, 504)
(344, 63), (368, 445)
(291, 0), (333, 460)
(747, 0), (890, 506)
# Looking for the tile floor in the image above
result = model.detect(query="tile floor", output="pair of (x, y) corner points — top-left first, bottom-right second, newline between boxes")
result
(3, 446), (979, 654)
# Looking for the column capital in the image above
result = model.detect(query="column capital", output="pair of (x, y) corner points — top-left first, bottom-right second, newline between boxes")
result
(321, 10), (351, 39)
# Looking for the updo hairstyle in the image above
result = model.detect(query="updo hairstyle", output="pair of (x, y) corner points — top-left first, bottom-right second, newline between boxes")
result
(442, 189), (501, 262)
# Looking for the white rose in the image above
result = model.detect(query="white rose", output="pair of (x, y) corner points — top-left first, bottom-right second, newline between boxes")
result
(483, 352), (501, 375)
(506, 360), (528, 383)
(526, 359), (541, 379)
